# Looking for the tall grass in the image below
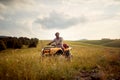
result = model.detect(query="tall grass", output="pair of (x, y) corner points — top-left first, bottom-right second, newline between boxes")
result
(0, 40), (120, 80)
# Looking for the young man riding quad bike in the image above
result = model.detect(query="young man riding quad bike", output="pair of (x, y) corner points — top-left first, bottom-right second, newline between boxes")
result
(41, 32), (71, 59)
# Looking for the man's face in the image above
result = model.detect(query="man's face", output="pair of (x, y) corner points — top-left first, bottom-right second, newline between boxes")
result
(55, 33), (59, 38)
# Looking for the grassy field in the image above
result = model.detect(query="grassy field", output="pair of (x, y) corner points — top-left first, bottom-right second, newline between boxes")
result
(79, 39), (120, 48)
(0, 40), (120, 80)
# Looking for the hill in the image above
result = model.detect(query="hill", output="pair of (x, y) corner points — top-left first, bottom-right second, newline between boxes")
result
(79, 39), (120, 48)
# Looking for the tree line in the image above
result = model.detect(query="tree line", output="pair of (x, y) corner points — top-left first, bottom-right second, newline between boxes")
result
(0, 36), (39, 51)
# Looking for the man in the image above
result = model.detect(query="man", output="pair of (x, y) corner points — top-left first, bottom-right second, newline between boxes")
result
(48, 32), (63, 48)
(48, 32), (71, 61)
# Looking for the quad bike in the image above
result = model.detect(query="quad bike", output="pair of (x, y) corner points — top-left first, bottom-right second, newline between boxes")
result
(41, 44), (72, 58)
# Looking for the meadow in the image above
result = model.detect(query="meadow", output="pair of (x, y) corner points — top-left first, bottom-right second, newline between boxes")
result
(0, 40), (120, 80)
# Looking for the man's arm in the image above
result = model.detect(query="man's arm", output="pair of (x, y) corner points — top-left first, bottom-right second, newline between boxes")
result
(48, 40), (55, 45)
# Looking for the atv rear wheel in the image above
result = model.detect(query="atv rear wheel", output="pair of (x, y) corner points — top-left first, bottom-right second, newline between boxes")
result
(54, 50), (63, 56)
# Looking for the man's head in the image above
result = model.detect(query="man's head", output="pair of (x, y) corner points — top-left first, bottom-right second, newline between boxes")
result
(55, 32), (59, 38)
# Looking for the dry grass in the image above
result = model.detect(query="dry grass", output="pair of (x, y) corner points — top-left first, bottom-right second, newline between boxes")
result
(0, 40), (120, 80)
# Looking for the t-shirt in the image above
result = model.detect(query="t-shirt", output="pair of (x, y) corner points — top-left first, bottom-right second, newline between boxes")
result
(53, 37), (63, 47)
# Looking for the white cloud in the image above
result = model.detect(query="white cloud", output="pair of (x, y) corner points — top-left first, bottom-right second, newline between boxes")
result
(35, 11), (87, 29)
(0, 15), (4, 20)
(0, 0), (120, 40)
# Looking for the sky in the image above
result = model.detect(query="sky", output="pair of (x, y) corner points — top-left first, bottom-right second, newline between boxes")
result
(0, 0), (120, 40)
